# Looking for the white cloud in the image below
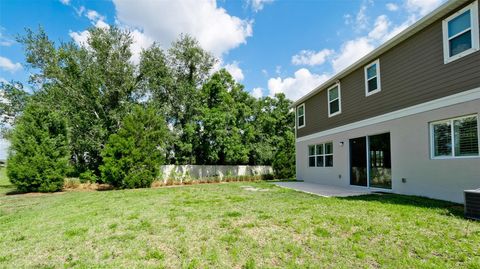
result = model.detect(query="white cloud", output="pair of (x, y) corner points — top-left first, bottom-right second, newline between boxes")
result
(291, 49), (334, 66)
(354, 4), (369, 31)
(0, 56), (22, 73)
(129, 30), (155, 64)
(94, 19), (110, 29)
(386, 3), (399, 11)
(331, 37), (374, 73)
(69, 30), (90, 46)
(86, 10), (105, 22)
(0, 29), (13, 46)
(275, 65), (282, 75)
(406, 0), (444, 16)
(112, 0), (253, 57)
(382, 14), (417, 41)
(59, 0), (70, 5)
(224, 61), (244, 82)
(250, 87), (264, 98)
(267, 68), (330, 101)
(368, 15), (391, 40)
(249, 0), (274, 12)
(75, 6), (85, 16)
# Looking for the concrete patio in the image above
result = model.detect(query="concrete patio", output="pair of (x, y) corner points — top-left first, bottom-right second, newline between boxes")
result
(273, 181), (372, 197)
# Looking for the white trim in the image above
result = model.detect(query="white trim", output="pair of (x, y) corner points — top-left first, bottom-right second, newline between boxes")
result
(327, 83), (342, 117)
(307, 142), (333, 167)
(364, 59), (381, 96)
(291, 0), (470, 108)
(442, 1), (480, 64)
(429, 114), (480, 159)
(296, 87), (480, 143)
(296, 103), (305, 129)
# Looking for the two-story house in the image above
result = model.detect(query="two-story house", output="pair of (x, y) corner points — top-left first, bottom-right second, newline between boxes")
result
(293, 0), (480, 203)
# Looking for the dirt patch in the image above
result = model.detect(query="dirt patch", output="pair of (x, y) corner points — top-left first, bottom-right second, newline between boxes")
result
(240, 185), (269, 192)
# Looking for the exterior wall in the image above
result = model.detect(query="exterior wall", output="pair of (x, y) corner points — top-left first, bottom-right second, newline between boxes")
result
(296, 98), (480, 203)
(160, 165), (273, 180)
(297, 0), (480, 138)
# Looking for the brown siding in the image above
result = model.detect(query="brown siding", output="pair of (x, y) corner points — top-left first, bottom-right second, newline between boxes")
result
(297, 1), (480, 138)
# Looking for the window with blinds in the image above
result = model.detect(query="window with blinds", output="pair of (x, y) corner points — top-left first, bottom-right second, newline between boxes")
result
(431, 115), (479, 158)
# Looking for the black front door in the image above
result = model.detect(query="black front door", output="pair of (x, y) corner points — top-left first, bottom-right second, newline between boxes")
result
(350, 137), (367, 186)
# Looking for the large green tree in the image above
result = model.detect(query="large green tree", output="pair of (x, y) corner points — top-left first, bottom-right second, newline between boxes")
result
(18, 27), (138, 174)
(7, 101), (70, 192)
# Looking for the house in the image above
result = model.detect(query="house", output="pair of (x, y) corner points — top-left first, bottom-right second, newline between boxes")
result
(292, 0), (480, 204)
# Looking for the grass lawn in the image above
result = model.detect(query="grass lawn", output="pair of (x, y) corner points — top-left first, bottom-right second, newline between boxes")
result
(0, 170), (479, 268)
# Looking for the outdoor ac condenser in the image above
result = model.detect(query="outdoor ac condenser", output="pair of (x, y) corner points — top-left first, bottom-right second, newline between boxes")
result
(464, 189), (480, 220)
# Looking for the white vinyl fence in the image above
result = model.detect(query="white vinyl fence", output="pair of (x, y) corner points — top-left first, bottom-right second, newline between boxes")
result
(159, 165), (273, 180)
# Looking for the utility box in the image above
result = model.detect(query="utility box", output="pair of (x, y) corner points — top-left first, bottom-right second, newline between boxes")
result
(464, 189), (480, 220)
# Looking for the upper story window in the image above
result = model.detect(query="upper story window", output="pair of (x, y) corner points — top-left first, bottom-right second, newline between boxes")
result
(364, 59), (381, 96)
(430, 114), (479, 159)
(297, 104), (305, 128)
(328, 83), (341, 117)
(442, 1), (479, 64)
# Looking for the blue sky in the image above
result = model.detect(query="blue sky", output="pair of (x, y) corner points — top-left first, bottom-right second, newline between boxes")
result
(0, 0), (446, 101)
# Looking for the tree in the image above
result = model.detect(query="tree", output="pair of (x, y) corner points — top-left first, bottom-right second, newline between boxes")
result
(194, 69), (254, 165)
(166, 34), (217, 164)
(7, 102), (69, 192)
(272, 130), (295, 179)
(18, 26), (138, 174)
(0, 81), (30, 136)
(100, 105), (168, 189)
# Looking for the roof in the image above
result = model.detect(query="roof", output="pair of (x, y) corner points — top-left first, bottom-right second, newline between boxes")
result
(291, 0), (470, 107)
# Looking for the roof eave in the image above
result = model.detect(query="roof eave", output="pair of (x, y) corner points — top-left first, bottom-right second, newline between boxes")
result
(291, 0), (469, 108)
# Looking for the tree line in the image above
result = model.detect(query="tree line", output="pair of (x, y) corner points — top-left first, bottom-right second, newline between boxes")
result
(0, 26), (295, 191)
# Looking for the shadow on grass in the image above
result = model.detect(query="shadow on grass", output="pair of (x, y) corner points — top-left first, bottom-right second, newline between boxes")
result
(338, 193), (465, 218)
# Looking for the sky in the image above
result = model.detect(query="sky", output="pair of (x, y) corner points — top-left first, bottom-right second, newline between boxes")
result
(0, 0), (447, 102)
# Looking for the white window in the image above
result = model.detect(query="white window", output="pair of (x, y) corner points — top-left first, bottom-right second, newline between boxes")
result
(364, 59), (381, 96)
(308, 142), (333, 167)
(328, 84), (341, 117)
(442, 1), (480, 64)
(297, 104), (305, 128)
(430, 114), (479, 159)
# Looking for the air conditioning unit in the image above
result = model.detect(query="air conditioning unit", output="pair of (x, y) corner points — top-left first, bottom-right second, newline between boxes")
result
(464, 189), (480, 220)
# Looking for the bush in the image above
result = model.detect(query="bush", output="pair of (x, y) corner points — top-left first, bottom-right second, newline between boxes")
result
(64, 178), (81, 189)
(261, 173), (275, 181)
(100, 105), (168, 189)
(7, 102), (70, 192)
(79, 170), (98, 183)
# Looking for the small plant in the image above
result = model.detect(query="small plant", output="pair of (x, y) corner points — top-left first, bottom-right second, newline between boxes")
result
(63, 178), (81, 189)
(261, 174), (275, 181)
(79, 170), (98, 183)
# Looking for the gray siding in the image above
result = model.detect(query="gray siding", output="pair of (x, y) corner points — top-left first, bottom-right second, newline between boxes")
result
(297, 1), (480, 138)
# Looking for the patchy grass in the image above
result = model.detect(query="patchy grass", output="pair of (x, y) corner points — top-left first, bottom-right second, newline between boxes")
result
(0, 179), (479, 268)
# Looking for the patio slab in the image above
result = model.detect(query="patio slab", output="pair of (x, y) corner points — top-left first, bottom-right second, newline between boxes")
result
(273, 181), (372, 197)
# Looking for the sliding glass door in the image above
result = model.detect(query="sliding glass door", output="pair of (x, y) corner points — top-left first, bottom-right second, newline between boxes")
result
(349, 133), (392, 189)
(368, 133), (392, 189)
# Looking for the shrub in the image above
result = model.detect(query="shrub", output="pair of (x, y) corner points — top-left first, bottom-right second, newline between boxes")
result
(100, 105), (168, 189)
(79, 170), (98, 183)
(64, 178), (81, 189)
(261, 173), (275, 181)
(7, 102), (70, 192)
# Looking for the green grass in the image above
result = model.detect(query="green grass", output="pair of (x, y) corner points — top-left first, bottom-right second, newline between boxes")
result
(0, 173), (479, 268)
